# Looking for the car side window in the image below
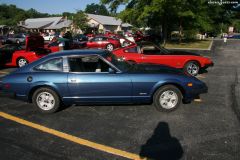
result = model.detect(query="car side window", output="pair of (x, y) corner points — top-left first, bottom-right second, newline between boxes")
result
(34, 58), (63, 71)
(68, 56), (113, 73)
(93, 37), (101, 41)
(142, 45), (162, 55)
(102, 37), (107, 41)
(124, 47), (140, 53)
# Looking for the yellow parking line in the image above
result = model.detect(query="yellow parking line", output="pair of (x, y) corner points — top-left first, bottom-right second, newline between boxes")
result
(0, 71), (9, 74)
(196, 75), (206, 79)
(0, 112), (143, 160)
(194, 99), (202, 102)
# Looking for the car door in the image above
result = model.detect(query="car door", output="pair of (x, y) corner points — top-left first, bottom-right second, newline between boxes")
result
(100, 37), (109, 48)
(88, 37), (102, 48)
(140, 44), (178, 67)
(121, 46), (143, 63)
(67, 55), (132, 103)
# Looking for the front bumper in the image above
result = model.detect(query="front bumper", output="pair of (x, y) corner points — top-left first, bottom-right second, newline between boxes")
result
(183, 82), (208, 102)
(203, 62), (214, 69)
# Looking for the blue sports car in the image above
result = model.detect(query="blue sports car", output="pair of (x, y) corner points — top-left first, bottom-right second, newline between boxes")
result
(0, 50), (207, 113)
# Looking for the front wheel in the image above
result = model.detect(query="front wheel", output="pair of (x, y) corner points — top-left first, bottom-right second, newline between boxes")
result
(106, 44), (114, 51)
(153, 85), (182, 112)
(17, 58), (28, 67)
(32, 88), (60, 113)
(184, 61), (200, 76)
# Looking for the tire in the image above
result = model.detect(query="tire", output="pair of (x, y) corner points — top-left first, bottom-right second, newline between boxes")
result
(106, 44), (114, 51)
(153, 85), (182, 112)
(184, 61), (200, 76)
(32, 87), (60, 113)
(17, 58), (28, 67)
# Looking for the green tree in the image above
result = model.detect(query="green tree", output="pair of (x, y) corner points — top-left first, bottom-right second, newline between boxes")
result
(0, 4), (50, 26)
(101, 0), (238, 42)
(0, 4), (28, 25)
(85, 3), (110, 16)
(62, 12), (74, 20)
(73, 10), (88, 32)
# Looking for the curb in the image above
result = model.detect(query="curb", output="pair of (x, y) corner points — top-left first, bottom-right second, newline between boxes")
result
(233, 69), (240, 121)
(233, 83), (240, 121)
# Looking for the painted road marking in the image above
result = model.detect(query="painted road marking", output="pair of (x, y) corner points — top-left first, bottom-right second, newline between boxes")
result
(196, 75), (206, 79)
(0, 112), (144, 160)
(0, 71), (9, 74)
(194, 99), (202, 102)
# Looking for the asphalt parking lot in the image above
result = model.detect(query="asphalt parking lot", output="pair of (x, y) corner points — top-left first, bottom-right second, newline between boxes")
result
(0, 40), (240, 160)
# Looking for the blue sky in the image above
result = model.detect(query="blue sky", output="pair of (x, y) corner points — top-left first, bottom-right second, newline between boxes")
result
(0, 0), (125, 14)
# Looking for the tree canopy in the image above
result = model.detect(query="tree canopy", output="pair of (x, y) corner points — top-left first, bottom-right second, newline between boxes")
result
(0, 4), (50, 26)
(72, 10), (88, 32)
(85, 3), (110, 16)
(101, 0), (240, 41)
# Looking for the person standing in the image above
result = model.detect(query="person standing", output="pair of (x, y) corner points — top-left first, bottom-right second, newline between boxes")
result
(58, 31), (65, 51)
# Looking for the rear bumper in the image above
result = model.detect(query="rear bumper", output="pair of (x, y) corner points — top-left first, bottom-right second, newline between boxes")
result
(0, 82), (28, 101)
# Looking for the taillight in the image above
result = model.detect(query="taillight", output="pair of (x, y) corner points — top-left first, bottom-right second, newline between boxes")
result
(4, 83), (11, 89)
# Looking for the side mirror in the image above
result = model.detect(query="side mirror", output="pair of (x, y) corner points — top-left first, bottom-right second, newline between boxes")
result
(108, 68), (116, 74)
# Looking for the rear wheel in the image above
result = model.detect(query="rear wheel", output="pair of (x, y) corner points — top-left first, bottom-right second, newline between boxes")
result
(106, 44), (114, 51)
(32, 87), (60, 113)
(153, 85), (182, 112)
(184, 61), (200, 76)
(17, 58), (28, 67)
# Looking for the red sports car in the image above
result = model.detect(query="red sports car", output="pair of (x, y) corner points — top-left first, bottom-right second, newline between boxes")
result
(86, 36), (121, 51)
(6, 35), (52, 67)
(113, 41), (214, 76)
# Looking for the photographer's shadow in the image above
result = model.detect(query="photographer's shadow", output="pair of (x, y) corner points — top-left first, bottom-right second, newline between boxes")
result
(140, 122), (183, 160)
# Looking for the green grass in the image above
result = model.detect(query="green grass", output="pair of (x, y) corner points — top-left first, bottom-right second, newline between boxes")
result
(164, 40), (212, 49)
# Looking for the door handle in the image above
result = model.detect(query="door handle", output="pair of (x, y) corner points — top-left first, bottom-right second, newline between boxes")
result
(69, 79), (77, 83)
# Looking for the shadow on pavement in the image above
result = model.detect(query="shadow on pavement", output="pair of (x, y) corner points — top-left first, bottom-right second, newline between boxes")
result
(140, 122), (183, 160)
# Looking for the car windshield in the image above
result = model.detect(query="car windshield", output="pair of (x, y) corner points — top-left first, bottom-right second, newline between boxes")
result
(105, 52), (132, 72)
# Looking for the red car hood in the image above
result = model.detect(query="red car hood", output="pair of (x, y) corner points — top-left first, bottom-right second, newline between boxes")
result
(25, 35), (44, 51)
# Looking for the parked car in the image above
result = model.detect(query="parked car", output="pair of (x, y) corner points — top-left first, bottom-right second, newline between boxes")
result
(133, 30), (151, 42)
(0, 44), (23, 67)
(45, 38), (85, 52)
(104, 34), (131, 47)
(73, 34), (88, 42)
(227, 34), (240, 39)
(7, 33), (26, 44)
(42, 33), (55, 41)
(0, 35), (8, 45)
(6, 35), (52, 67)
(0, 50), (208, 113)
(113, 41), (214, 76)
(86, 36), (121, 51)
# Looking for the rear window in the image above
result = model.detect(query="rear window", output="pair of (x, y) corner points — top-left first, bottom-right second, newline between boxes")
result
(34, 58), (63, 71)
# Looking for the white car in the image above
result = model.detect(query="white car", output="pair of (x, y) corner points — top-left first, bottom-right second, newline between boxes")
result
(43, 34), (54, 41)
